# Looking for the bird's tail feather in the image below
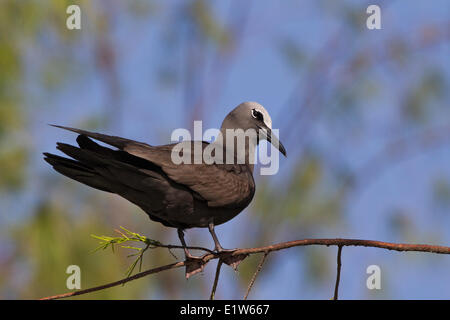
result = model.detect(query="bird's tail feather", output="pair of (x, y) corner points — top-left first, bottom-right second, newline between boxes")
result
(44, 134), (171, 203)
(43, 151), (113, 193)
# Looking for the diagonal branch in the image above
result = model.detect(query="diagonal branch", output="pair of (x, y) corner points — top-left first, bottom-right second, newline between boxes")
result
(40, 238), (450, 300)
(244, 251), (269, 300)
(40, 261), (186, 300)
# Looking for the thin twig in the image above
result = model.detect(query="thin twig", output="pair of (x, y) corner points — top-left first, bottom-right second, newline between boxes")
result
(158, 244), (214, 254)
(333, 245), (343, 300)
(244, 251), (269, 300)
(210, 259), (224, 300)
(40, 238), (450, 300)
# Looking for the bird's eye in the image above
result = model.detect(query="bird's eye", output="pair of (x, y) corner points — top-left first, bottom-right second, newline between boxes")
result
(251, 109), (264, 122)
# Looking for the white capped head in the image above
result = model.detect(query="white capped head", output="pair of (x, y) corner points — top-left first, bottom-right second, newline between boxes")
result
(221, 101), (272, 130)
(220, 101), (286, 157)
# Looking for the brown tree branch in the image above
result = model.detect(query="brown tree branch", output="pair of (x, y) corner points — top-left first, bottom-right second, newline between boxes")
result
(40, 238), (450, 300)
(40, 261), (186, 300)
(333, 245), (343, 300)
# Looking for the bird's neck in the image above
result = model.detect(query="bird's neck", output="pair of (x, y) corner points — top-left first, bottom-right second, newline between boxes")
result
(210, 129), (257, 172)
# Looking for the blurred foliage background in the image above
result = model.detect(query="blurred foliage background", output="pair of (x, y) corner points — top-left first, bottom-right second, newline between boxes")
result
(0, 0), (449, 299)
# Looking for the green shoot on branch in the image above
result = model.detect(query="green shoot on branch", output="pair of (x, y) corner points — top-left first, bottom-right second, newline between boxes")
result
(91, 227), (163, 279)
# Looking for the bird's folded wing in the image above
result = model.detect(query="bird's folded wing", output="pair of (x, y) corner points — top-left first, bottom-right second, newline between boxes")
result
(125, 143), (254, 208)
(53, 125), (254, 208)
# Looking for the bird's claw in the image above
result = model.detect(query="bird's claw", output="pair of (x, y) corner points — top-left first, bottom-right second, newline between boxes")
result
(214, 247), (236, 255)
(184, 252), (203, 261)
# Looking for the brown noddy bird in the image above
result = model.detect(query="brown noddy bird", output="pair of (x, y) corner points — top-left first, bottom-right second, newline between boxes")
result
(44, 102), (286, 259)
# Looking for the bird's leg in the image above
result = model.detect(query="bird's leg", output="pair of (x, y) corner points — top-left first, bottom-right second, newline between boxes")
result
(208, 222), (234, 253)
(177, 228), (201, 260)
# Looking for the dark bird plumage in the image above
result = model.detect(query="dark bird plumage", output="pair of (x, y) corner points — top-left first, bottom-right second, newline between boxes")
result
(43, 102), (286, 257)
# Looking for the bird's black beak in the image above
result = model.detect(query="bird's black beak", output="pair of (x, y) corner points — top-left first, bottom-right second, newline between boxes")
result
(258, 125), (287, 157)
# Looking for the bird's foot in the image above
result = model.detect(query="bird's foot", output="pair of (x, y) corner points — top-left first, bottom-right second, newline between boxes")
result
(213, 239), (238, 255)
(184, 253), (206, 279)
(217, 248), (247, 270)
(215, 247), (236, 255)
(184, 253), (203, 260)
(182, 247), (203, 261)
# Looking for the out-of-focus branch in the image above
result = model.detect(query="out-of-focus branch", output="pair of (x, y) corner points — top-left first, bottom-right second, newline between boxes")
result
(281, 20), (450, 150)
(40, 237), (450, 300)
(352, 123), (450, 191)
